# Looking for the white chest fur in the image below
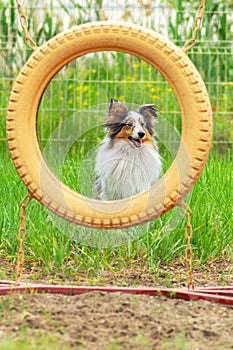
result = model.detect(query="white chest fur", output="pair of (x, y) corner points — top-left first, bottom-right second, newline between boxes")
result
(95, 138), (162, 200)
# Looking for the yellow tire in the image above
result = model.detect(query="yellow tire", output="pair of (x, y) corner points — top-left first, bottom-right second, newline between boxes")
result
(7, 21), (212, 228)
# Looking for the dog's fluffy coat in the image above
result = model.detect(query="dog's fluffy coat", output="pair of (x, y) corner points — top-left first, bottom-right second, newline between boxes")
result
(95, 99), (162, 200)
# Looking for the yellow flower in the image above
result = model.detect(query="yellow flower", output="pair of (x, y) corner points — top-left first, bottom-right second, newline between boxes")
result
(150, 95), (159, 100)
(126, 75), (132, 81)
(150, 87), (159, 93)
(82, 85), (89, 92)
(221, 82), (233, 87)
(133, 63), (140, 69)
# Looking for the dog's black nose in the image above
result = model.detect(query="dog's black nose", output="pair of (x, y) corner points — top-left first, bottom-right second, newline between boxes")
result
(138, 131), (145, 138)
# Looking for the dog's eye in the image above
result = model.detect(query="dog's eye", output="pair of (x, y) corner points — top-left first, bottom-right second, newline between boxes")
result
(126, 122), (133, 127)
(141, 122), (145, 127)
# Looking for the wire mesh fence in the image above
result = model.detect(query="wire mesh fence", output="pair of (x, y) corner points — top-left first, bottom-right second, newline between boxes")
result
(0, 0), (232, 154)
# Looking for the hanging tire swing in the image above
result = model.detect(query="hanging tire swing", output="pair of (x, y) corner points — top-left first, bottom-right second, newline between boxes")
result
(7, 21), (212, 229)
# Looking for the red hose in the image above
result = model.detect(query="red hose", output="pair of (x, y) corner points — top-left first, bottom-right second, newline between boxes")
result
(1, 281), (233, 305)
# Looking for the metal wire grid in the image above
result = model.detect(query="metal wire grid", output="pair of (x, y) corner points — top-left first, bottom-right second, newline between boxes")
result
(0, 1), (232, 151)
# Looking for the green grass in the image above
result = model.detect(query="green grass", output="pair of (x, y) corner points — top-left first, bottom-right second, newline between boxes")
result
(1, 45), (232, 280)
(0, 0), (232, 278)
(0, 334), (70, 350)
(0, 148), (232, 277)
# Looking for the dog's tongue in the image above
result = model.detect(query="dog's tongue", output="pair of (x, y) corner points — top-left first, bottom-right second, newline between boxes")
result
(128, 136), (142, 147)
(134, 138), (142, 147)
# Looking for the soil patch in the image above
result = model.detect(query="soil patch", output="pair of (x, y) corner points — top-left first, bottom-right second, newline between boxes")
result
(0, 259), (232, 349)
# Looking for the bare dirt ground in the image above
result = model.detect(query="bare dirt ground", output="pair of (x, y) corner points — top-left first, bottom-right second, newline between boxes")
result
(0, 258), (233, 350)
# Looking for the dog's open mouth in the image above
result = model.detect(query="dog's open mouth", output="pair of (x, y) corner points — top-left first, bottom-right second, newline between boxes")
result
(128, 136), (142, 148)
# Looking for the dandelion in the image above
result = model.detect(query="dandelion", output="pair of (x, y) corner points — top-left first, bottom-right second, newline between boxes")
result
(133, 63), (140, 69)
(150, 87), (159, 93)
(150, 95), (159, 100)
(82, 85), (89, 93)
(220, 82), (233, 87)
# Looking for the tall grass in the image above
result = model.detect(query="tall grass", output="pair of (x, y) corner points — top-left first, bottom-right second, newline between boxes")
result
(1, 1), (232, 145)
(0, 150), (232, 275)
(0, 1), (232, 79)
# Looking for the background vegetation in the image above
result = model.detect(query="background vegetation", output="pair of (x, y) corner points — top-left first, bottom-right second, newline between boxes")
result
(0, 0), (232, 279)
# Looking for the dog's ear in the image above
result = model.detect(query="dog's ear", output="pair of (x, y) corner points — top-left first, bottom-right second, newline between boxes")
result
(108, 99), (128, 123)
(138, 104), (158, 135)
(105, 99), (129, 137)
(138, 104), (158, 120)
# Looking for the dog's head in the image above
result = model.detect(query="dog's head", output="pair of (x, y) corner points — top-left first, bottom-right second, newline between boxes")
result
(105, 98), (158, 148)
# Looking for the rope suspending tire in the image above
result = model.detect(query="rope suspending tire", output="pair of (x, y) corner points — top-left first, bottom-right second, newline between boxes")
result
(7, 21), (212, 229)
